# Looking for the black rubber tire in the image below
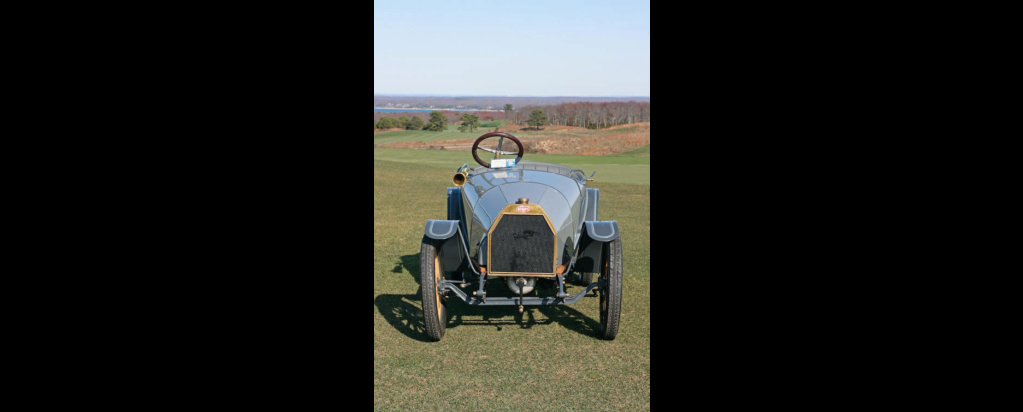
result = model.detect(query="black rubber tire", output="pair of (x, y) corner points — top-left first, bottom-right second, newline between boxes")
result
(420, 236), (447, 341)
(598, 238), (623, 340)
(578, 272), (593, 285)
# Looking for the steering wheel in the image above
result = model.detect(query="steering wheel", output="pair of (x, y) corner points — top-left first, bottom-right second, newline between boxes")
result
(471, 132), (524, 168)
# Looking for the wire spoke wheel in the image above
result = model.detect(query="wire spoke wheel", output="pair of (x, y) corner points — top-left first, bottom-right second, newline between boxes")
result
(598, 238), (623, 340)
(420, 236), (447, 341)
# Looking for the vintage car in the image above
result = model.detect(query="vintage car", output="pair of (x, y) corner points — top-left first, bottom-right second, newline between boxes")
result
(420, 131), (622, 341)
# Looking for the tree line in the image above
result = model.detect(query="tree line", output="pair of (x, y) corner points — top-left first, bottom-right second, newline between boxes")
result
(375, 111), (491, 132)
(508, 101), (650, 129)
(374, 112), (445, 131)
(375, 111), (483, 132)
(375, 110), (497, 124)
(374, 95), (649, 111)
(375, 101), (651, 132)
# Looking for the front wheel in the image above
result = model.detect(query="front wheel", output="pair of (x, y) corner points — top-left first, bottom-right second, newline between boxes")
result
(577, 272), (593, 286)
(420, 236), (447, 341)
(598, 238), (623, 340)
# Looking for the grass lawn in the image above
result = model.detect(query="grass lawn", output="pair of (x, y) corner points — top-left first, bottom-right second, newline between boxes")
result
(374, 149), (651, 411)
(376, 121), (650, 158)
(373, 148), (650, 185)
(374, 122), (506, 145)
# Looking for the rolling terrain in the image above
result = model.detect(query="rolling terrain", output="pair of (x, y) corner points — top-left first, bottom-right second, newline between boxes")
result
(375, 121), (650, 158)
(374, 125), (651, 410)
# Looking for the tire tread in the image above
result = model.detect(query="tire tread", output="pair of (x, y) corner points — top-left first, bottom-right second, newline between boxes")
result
(420, 236), (446, 341)
(600, 238), (623, 340)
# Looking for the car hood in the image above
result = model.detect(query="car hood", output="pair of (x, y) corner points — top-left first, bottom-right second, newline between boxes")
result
(460, 162), (588, 266)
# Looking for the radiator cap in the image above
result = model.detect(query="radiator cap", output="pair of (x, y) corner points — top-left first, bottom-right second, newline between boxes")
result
(517, 198), (529, 204)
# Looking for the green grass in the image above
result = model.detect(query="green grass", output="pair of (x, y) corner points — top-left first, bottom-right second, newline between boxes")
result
(617, 144), (650, 157)
(479, 120), (506, 128)
(506, 123), (648, 138)
(374, 123), (505, 145)
(374, 150), (651, 411)
(373, 148), (650, 185)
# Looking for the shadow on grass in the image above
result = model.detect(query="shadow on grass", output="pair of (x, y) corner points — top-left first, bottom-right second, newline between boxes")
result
(374, 287), (433, 342)
(380, 253), (602, 340)
(392, 254), (421, 283)
(534, 304), (602, 337)
(446, 303), (553, 330)
(446, 281), (603, 338)
(443, 300), (601, 337)
(394, 253), (471, 284)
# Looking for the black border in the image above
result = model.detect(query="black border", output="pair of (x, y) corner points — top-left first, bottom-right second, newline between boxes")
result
(65, 3), (370, 406)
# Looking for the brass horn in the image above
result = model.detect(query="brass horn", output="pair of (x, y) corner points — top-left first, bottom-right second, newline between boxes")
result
(452, 163), (469, 186)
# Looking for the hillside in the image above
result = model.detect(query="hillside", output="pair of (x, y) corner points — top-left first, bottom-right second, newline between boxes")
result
(374, 122), (650, 157)
(374, 95), (650, 111)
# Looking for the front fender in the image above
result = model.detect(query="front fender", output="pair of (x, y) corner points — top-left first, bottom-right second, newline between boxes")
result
(425, 220), (460, 240)
(424, 220), (470, 273)
(583, 221), (619, 242)
(572, 221), (620, 273)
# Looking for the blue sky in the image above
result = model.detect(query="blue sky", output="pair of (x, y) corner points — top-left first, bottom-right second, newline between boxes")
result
(374, 0), (649, 97)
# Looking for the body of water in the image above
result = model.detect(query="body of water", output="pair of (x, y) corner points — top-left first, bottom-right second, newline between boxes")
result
(374, 108), (437, 113)
(374, 108), (501, 113)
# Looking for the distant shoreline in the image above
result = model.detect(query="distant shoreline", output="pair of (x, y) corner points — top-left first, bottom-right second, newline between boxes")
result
(374, 107), (503, 112)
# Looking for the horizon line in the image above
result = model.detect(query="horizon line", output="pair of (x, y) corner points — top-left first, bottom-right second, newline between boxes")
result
(374, 93), (650, 98)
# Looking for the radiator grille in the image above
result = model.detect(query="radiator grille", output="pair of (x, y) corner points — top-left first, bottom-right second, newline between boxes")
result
(489, 215), (554, 274)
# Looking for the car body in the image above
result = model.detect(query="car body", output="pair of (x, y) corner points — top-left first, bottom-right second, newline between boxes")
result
(419, 132), (623, 341)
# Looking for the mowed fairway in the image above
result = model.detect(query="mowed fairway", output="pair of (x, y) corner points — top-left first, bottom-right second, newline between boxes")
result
(373, 148), (650, 185)
(374, 146), (651, 410)
(374, 121), (505, 145)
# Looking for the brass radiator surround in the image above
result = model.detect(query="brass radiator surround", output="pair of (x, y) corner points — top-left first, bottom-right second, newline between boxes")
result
(486, 203), (558, 277)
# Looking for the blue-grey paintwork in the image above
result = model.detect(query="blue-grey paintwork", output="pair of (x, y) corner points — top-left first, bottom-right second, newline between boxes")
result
(458, 161), (594, 269)
(572, 220), (620, 273)
(583, 221), (619, 242)
(446, 187), (469, 243)
(424, 220), (460, 240)
(422, 219), (476, 275)
(583, 188), (599, 222)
